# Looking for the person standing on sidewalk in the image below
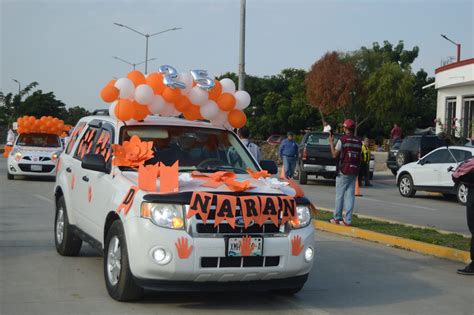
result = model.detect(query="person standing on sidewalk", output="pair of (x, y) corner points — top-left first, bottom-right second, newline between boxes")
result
(279, 131), (298, 179)
(390, 123), (402, 141)
(329, 119), (362, 226)
(359, 137), (372, 187)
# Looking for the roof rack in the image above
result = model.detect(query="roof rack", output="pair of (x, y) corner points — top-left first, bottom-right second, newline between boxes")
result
(92, 109), (110, 116)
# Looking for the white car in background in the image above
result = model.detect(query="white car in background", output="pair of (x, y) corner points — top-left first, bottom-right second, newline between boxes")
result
(396, 146), (474, 205)
(7, 133), (63, 180)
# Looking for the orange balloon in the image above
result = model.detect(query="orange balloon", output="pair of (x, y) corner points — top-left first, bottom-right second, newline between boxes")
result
(107, 79), (117, 86)
(100, 85), (119, 103)
(208, 80), (222, 101)
(127, 70), (146, 87)
(228, 109), (247, 128)
(132, 101), (151, 121)
(217, 93), (236, 111)
(175, 95), (192, 112)
(115, 99), (135, 121)
(183, 105), (202, 121)
(146, 72), (165, 94)
(162, 87), (181, 103)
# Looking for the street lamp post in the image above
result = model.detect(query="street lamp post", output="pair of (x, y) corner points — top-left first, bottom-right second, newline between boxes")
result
(12, 79), (21, 94)
(238, 0), (246, 90)
(113, 56), (157, 71)
(113, 23), (181, 74)
(441, 34), (461, 62)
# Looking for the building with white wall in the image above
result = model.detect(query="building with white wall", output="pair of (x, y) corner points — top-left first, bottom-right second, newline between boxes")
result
(434, 58), (474, 138)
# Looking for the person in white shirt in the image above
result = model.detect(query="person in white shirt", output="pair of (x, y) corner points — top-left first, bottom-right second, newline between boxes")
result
(238, 127), (261, 162)
(323, 121), (332, 133)
(6, 126), (16, 146)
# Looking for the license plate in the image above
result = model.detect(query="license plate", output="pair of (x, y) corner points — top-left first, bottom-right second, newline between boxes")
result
(326, 165), (336, 171)
(31, 165), (43, 171)
(227, 236), (263, 257)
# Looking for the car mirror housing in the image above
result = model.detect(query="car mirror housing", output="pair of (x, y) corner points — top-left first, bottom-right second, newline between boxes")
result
(82, 154), (108, 173)
(259, 160), (278, 175)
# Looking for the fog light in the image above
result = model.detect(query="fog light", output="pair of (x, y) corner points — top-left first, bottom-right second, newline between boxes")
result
(304, 247), (314, 262)
(152, 247), (172, 265)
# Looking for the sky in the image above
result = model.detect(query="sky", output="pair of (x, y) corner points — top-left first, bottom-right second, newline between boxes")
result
(1, 0), (473, 111)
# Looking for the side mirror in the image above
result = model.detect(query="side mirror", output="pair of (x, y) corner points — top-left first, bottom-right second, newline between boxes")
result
(418, 159), (425, 165)
(447, 166), (454, 172)
(259, 160), (278, 175)
(82, 154), (107, 173)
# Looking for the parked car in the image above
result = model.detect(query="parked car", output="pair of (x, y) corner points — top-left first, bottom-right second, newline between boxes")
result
(387, 135), (446, 175)
(294, 132), (374, 184)
(396, 146), (474, 204)
(7, 132), (63, 180)
(266, 134), (285, 145)
(54, 115), (315, 301)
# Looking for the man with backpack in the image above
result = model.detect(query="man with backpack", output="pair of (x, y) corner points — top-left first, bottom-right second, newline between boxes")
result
(328, 119), (362, 226)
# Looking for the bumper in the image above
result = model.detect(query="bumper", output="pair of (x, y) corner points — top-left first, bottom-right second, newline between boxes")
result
(7, 158), (57, 177)
(302, 164), (336, 174)
(386, 160), (398, 170)
(124, 217), (315, 284)
(135, 274), (309, 292)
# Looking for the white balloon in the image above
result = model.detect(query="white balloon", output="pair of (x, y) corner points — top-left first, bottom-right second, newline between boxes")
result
(234, 90), (251, 110)
(114, 78), (135, 99)
(178, 72), (194, 93)
(159, 103), (176, 116)
(188, 86), (208, 106)
(108, 101), (118, 119)
(211, 111), (228, 127)
(220, 78), (236, 94)
(200, 100), (220, 120)
(135, 84), (154, 105)
(149, 95), (166, 114)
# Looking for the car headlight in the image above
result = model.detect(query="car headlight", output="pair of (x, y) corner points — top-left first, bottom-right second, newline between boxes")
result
(141, 203), (184, 229)
(290, 206), (312, 229)
(51, 151), (61, 161)
(14, 151), (22, 161)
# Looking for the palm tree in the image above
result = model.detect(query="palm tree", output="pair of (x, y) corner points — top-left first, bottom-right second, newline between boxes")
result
(0, 81), (38, 125)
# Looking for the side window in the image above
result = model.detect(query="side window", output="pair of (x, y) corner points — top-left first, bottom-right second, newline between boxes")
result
(424, 149), (454, 164)
(74, 126), (99, 160)
(451, 149), (472, 162)
(65, 122), (86, 155)
(94, 127), (114, 168)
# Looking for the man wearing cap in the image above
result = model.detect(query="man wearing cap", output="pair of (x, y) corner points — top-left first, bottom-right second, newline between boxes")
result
(328, 119), (362, 226)
(279, 132), (299, 179)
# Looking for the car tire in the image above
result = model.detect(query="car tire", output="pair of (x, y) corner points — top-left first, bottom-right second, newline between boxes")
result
(104, 220), (143, 301)
(271, 285), (304, 295)
(55, 196), (82, 256)
(396, 151), (411, 168)
(299, 167), (308, 185)
(7, 172), (14, 180)
(370, 172), (374, 180)
(391, 169), (397, 176)
(398, 174), (416, 197)
(456, 183), (468, 205)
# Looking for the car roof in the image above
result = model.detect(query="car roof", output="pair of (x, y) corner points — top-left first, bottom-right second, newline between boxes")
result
(431, 146), (474, 152)
(77, 115), (227, 131)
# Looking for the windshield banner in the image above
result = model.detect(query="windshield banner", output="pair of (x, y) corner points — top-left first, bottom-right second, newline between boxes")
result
(186, 191), (297, 228)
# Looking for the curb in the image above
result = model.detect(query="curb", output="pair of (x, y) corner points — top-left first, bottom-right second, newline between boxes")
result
(313, 220), (470, 263)
(317, 206), (470, 238)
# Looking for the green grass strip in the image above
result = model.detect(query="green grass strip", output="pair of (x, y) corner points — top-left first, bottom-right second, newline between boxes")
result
(315, 211), (471, 252)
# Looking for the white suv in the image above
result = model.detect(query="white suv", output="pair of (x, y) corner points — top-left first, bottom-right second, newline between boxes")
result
(397, 146), (474, 204)
(54, 115), (315, 301)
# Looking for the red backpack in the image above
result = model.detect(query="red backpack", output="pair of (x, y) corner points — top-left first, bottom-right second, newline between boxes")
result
(338, 135), (362, 175)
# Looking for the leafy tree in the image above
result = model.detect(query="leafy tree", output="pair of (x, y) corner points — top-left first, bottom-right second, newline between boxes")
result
(18, 90), (67, 119)
(0, 82), (39, 125)
(64, 106), (91, 125)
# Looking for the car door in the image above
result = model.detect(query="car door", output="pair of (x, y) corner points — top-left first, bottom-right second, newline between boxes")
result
(70, 123), (101, 237)
(82, 123), (115, 242)
(413, 148), (448, 187)
(442, 149), (474, 187)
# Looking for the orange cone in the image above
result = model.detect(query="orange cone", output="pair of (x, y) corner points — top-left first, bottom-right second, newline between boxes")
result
(280, 165), (286, 179)
(355, 177), (362, 197)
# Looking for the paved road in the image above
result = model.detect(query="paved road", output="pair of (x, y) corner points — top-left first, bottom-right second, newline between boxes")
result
(1, 160), (473, 314)
(301, 172), (470, 235)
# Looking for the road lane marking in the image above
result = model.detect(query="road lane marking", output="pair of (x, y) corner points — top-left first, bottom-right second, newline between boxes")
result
(360, 196), (438, 211)
(34, 194), (54, 204)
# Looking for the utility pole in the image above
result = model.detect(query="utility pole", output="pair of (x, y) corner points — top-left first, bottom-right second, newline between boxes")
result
(238, 0), (246, 91)
(441, 34), (461, 63)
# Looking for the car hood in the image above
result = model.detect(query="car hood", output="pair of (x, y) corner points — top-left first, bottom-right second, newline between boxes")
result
(121, 172), (298, 197)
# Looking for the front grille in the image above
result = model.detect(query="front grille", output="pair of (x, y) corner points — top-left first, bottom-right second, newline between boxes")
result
(18, 164), (55, 173)
(191, 206), (286, 236)
(22, 156), (51, 162)
(201, 256), (280, 268)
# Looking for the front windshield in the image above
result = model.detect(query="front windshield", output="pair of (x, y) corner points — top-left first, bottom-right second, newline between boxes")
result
(16, 133), (61, 148)
(121, 125), (259, 174)
(307, 133), (340, 145)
